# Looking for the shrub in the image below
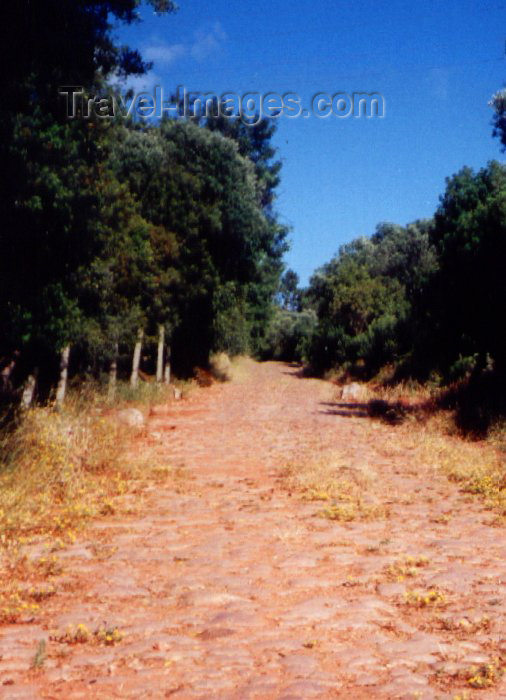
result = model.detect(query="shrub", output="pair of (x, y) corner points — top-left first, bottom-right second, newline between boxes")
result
(209, 352), (233, 382)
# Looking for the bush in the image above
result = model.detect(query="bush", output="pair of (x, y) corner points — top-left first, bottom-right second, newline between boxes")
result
(209, 352), (233, 382)
(263, 309), (316, 362)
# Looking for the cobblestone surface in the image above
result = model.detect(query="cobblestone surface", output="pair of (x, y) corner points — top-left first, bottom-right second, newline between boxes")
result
(1, 361), (506, 698)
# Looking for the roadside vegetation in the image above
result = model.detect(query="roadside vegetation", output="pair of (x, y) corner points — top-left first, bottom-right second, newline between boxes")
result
(265, 153), (506, 443)
(0, 378), (186, 623)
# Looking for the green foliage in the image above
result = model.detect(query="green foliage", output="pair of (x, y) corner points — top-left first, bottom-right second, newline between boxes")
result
(491, 89), (506, 151)
(278, 269), (302, 311)
(109, 119), (287, 370)
(206, 111), (282, 211)
(427, 161), (506, 376)
(306, 227), (425, 374)
(263, 309), (317, 362)
(212, 283), (251, 356)
(307, 155), (506, 435)
(0, 0), (288, 395)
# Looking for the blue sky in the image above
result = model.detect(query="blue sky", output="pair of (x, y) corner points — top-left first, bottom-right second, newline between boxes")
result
(116, 0), (506, 285)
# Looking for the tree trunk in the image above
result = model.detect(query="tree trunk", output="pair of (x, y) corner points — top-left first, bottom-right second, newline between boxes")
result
(164, 345), (171, 384)
(156, 325), (165, 383)
(130, 329), (143, 388)
(21, 368), (38, 409)
(55, 345), (70, 407)
(108, 343), (118, 401)
(0, 350), (19, 396)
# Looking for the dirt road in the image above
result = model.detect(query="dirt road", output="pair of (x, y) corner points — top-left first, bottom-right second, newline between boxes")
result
(2, 360), (506, 698)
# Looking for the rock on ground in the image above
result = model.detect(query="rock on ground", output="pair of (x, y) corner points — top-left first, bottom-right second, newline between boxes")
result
(116, 407), (144, 427)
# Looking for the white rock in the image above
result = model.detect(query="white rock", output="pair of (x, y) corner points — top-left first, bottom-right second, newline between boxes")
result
(341, 382), (366, 402)
(117, 408), (144, 427)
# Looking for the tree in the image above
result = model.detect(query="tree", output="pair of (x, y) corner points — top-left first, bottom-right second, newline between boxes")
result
(206, 110), (283, 212)
(305, 217), (438, 375)
(0, 1), (177, 391)
(491, 88), (506, 150)
(308, 249), (408, 374)
(0, 0), (291, 395)
(428, 161), (506, 375)
(278, 269), (302, 311)
(263, 308), (316, 362)
(109, 119), (287, 370)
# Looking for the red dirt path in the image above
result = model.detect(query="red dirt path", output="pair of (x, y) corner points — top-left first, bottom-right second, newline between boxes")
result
(2, 360), (506, 699)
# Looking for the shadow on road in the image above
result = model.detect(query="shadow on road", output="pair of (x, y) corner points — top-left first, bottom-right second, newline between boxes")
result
(319, 399), (412, 425)
(318, 401), (370, 418)
(280, 362), (307, 379)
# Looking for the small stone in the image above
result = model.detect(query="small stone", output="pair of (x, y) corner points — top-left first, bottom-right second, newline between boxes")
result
(117, 408), (144, 427)
(340, 382), (367, 401)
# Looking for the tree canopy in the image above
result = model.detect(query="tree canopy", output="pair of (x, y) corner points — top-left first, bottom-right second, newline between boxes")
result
(0, 0), (289, 395)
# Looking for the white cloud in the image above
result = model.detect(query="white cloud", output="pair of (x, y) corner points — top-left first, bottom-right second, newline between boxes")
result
(144, 43), (186, 66)
(190, 22), (227, 62)
(126, 21), (227, 79)
(124, 70), (162, 94)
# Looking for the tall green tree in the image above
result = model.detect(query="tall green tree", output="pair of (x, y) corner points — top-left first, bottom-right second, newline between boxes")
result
(109, 119), (287, 371)
(0, 1), (177, 388)
(428, 161), (506, 375)
(491, 88), (506, 150)
(307, 220), (436, 375)
(278, 269), (302, 311)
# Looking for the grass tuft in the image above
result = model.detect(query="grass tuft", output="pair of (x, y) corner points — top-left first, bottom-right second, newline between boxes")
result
(281, 444), (387, 521)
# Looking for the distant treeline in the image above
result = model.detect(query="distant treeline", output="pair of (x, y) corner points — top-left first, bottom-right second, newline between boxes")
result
(305, 158), (506, 384)
(0, 1), (288, 403)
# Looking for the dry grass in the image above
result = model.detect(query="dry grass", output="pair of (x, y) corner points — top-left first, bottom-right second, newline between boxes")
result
(217, 355), (253, 384)
(404, 588), (446, 608)
(413, 427), (506, 512)
(50, 622), (123, 646)
(369, 380), (436, 406)
(114, 377), (192, 404)
(378, 409), (506, 516)
(335, 376), (506, 516)
(209, 352), (233, 382)
(384, 555), (429, 581)
(0, 382), (182, 623)
(285, 375), (506, 521)
(0, 404), (129, 543)
(281, 444), (386, 520)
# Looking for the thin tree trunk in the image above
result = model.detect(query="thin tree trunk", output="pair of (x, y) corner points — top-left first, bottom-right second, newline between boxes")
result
(130, 329), (143, 388)
(0, 350), (19, 395)
(21, 368), (38, 409)
(164, 345), (171, 384)
(55, 345), (70, 407)
(156, 325), (165, 383)
(108, 343), (118, 401)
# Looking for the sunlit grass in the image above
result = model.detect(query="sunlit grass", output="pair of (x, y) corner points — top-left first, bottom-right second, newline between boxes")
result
(0, 403), (127, 543)
(406, 424), (506, 514)
(338, 376), (506, 516)
(0, 380), (182, 623)
(281, 444), (387, 521)
(50, 622), (123, 646)
(285, 377), (506, 521)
